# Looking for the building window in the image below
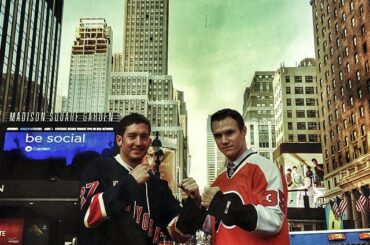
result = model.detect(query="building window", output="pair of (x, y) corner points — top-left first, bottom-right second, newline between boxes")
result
(356, 70), (361, 80)
(258, 125), (269, 148)
(285, 76), (290, 83)
(287, 98), (291, 106)
(365, 61), (369, 72)
(288, 134), (294, 142)
(354, 53), (359, 64)
(351, 113), (356, 124)
(298, 134), (307, 142)
(288, 122), (293, 130)
(349, 96), (354, 106)
(305, 76), (313, 83)
(295, 87), (304, 94)
(361, 125), (366, 136)
(361, 25), (366, 36)
(295, 98), (304, 106)
(358, 88), (362, 99)
(287, 110), (292, 118)
(295, 76), (302, 83)
(308, 122), (317, 130)
(309, 134), (318, 142)
(359, 4), (364, 16)
(352, 131), (357, 141)
(305, 87), (315, 94)
(250, 125), (254, 145)
(363, 42), (367, 53)
(297, 122), (306, 130)
(360, 106), (365, 117)
(307, 110), (317, 118)
(350, 0), (354, 10)
(286, 87), (291, 94)
(306, 98), (316, 106)
(296, 110), (305, 118)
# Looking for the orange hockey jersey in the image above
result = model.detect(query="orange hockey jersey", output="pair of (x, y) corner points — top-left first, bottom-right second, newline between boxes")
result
(206, 150), (290, 245)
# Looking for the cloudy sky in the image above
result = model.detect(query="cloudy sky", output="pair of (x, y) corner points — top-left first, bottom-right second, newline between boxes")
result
(58, 0), (315, 188)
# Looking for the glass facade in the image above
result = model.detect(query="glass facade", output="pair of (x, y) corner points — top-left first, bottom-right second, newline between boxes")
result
(0, 0), (63, 121)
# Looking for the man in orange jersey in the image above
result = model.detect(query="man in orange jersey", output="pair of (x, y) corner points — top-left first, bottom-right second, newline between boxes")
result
(201, 108), (290, 245)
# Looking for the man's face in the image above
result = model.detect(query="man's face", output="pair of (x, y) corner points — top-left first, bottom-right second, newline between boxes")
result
(116, 123), (152, 167)
(211, 117), (246, 162)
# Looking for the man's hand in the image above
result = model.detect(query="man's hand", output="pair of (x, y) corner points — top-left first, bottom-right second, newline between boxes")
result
(129, 164), (151, 184)
(201, 187), (221, 209)
(178, 177), (201, 200)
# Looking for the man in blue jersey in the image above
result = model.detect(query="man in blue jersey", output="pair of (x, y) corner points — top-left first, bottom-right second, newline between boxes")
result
(79, 113), (205, 245)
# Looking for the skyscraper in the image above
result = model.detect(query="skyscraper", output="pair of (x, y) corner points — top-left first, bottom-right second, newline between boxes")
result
(243, 71), (276, 160)
(122, 0), (168, 75)
(108, 0), (188, 192)
(67, 18), (112, 112)
(273, 59), (320, 146)
(0, 0), (64, 121)
(206, 115), (225, 186)
(311, 0), (370, 228)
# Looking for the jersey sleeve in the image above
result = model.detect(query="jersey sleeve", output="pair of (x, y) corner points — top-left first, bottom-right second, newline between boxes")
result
(79, 158), (139, 228)
(251, 162), (286, 235)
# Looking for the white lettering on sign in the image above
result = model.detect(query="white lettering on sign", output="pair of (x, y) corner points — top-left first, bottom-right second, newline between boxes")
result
(0, 231), (6, 236)
(0, 185), (4, 192)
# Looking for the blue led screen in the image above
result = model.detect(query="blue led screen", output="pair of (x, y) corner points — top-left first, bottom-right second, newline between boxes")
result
(3, 130), (115, 165)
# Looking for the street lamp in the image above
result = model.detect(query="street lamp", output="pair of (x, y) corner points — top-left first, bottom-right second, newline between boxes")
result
(151, 132), (163, 177)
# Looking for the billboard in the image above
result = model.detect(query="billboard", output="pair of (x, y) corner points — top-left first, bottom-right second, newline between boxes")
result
(146, 147), (177, 191)
(0, 219), (24, 245)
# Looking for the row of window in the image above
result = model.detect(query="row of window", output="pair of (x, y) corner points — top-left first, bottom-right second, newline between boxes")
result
(287, 122), (318, 130)
(285, 76), (313, 83)
(286, 98), (317, 106)
(286, 110), (317, 118)
(288, 134), (319, 143)
(286, 87), (316, 94)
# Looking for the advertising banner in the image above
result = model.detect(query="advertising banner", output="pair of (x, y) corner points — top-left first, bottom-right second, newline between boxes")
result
(0, 219), (24, 245)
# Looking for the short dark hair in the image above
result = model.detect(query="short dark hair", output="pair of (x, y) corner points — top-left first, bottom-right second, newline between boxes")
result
(210, 108), (245, 131)
(116, 113), (151, 136)
(312, 158), (318, 163)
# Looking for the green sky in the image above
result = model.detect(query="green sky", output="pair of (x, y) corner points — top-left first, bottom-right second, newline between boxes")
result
(58, 0), (315, 187)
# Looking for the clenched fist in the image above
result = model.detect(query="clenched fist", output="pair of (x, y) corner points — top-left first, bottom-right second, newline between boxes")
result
(178, 177), (201, 200)
(201, 187), (221, 209)
(129, 164), (151, 184)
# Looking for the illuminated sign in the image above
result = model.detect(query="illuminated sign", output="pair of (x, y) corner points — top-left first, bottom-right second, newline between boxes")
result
(6, 112), (121, 122)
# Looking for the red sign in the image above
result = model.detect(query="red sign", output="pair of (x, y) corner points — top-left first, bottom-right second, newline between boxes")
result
(0, 219), (24, 245)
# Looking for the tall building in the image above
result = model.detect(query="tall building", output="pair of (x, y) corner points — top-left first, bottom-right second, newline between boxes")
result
(122, 0), (168, 75)
(311, 0), (370, 228)
(273, 59), (320, 146)
(108, 0), (187, 193)
(243, 71), (276, 160)
(0, 0), (63, 121)
(67, 18), (112, 112)
(272, 59), (322, 171)
(206, 115), (225, 186)
(112, 52), (123, 72)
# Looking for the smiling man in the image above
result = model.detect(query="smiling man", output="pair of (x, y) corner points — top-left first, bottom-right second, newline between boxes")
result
(201, 108), (289, 245)
(79, 113), (206, 245)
